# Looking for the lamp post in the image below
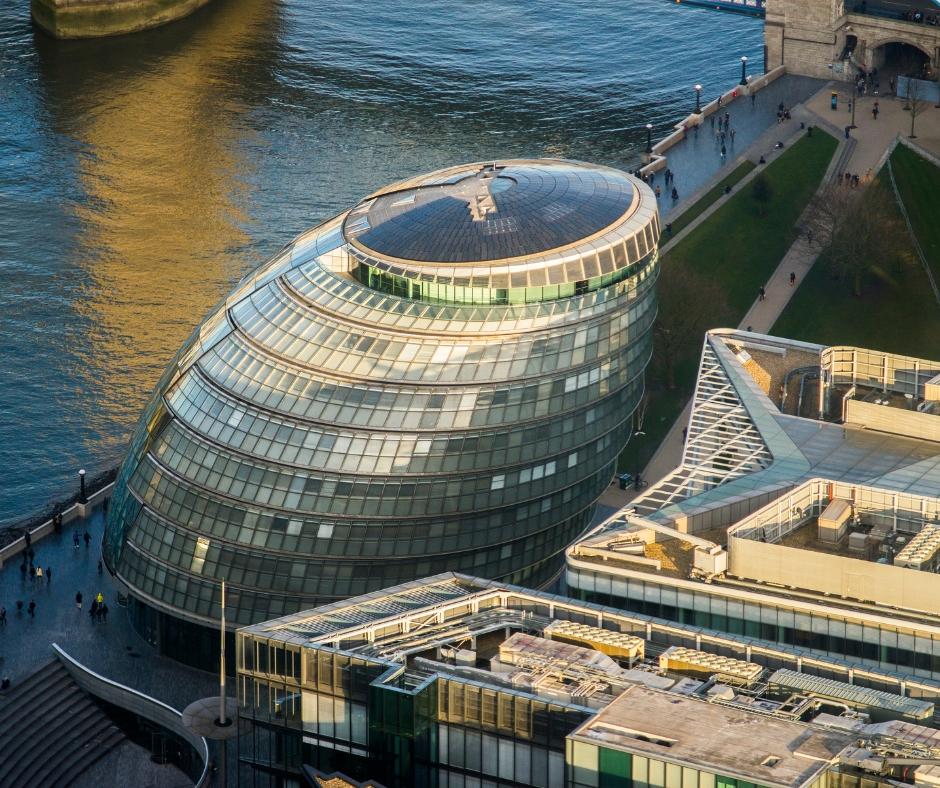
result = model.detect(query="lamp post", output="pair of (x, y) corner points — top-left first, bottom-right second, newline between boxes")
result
(850, 79), (857, 129)
(633, 431), (647, 491)
(694, 84), (702, 114)
(79, 468), (87, 504)
(739, 56), (748, 86)
(644, 123), (653, 155)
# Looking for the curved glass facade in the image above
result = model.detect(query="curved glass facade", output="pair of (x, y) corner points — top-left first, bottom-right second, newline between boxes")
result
(103, 159), (660, 630)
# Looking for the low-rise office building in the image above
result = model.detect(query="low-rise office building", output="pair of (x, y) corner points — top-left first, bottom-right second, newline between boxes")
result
(235, 573), (940, 788)
(568, 330), (940, 681)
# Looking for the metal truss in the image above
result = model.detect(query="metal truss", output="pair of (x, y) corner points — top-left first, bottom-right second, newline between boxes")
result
(630, 339), (774, 517)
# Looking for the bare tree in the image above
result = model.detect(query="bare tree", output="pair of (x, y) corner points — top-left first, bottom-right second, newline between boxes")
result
(804, 182), (862, 256)
(805, 181), (906, 296)
(654, 267), (730, 389)
(906, 78), (928, 139)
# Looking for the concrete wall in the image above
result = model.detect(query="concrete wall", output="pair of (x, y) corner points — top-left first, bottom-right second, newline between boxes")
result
(729, 534), (940, 615)
(845, 400), (940, 443)
(31, 0), (212, 38)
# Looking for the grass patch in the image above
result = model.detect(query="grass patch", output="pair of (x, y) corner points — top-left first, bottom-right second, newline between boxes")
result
(773, 150), (940, 357)
(666, 160), (756, 238)
(663, 131), (838, 314)
(620, 130), (838, 473)
(890, 143), (940, 284)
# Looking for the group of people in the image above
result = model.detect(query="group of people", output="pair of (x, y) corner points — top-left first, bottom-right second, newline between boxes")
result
(637, 166), (680, 205)
(838, 171), (863, 188)
(75, 591), (109, 623)
(713, 111), (735, 160)
(776, 101), (792, 123)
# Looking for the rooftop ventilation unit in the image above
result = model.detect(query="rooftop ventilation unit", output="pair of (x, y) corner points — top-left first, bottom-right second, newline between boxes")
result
(658, 646), (762, 686)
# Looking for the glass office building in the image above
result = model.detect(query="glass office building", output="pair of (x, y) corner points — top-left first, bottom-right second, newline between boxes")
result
(103, 159), (661, 662)
(236, 574), (940, 788)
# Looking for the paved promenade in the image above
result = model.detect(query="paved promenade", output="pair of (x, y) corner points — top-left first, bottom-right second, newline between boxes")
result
(808, 85), (940, 175)
(0, 508), (215, 711)
(651, 75), (825, 219)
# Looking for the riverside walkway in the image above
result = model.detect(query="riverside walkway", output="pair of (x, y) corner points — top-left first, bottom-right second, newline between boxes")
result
(650, 74), (825, 219)
(0, 507), (215, 712)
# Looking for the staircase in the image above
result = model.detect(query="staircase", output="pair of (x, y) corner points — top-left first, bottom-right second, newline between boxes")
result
(0, 660), (125, 787)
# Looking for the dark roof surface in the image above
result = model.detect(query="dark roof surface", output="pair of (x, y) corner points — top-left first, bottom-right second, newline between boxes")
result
(347, 161), (635, 264)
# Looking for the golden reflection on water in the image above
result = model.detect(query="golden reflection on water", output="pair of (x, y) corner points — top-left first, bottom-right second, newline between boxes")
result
(38, 0), (277, 460)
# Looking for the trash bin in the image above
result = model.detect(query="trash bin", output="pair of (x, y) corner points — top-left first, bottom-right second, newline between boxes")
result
(618, 473), (632, 490)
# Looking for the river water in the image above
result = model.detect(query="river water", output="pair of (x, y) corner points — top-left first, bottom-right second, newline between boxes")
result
(0, 0), (762, 525)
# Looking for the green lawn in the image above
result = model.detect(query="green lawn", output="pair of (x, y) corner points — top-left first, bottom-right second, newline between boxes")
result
(620, 130), (838, 473)
(773, 146), (940, 358)
(663, 131), (838, 315)
(890, 143), (940, 285)
(665, 160), (756, 238)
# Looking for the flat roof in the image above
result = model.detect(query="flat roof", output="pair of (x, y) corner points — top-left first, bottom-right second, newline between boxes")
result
(569, 686), (852, 788)
(573, 330), (940, 556)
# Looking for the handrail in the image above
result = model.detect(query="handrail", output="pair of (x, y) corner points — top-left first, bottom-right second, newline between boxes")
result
(51, 644), (211, 787)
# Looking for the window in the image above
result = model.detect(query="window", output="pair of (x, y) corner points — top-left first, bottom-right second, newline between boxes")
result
(491, 475), (505, 491)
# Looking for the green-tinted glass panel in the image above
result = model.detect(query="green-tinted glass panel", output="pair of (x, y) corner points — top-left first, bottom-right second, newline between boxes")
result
(599, 746), (632, 788)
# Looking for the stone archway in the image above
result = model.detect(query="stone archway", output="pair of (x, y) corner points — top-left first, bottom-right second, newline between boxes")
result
(868, 39), (934, 80)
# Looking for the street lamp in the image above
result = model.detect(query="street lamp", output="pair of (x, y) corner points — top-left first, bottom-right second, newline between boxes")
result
(739, 56), (749, 86)
(645, 123), (653, 154)
(633, 431), (647, 491)
(694, 84), (702, 114)
(850, 79), (857, 129)
(79, 468), (87, 504)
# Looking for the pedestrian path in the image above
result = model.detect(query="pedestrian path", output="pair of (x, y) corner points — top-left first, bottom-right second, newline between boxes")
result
(650, 75), (825, 219)
(0, 508), (215, 712)
(804, 87), (940, 177)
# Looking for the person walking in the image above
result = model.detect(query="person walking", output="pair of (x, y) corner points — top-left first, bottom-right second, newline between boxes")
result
(27, 600), (35, 618)
(790, 272), (796, 286)
(758, 286), (766, 301)
(45, 567), (51, 583)
(35, 566), (42, 581)
(97, 560), (103, 575)
(73, 531), (80, 549)
(90, 600), (98, 621)
(83, 531), (91, 548)
(720, 144), (727, 159)
(28, 563), (35, 581)
(730, 128), (736, 143)
(75, 591), (83, 611)
(101, 603), (109, 623)
(872, 101), (879, 120)
(19, 561), (26, 579)
(96, 591), (104, 606)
